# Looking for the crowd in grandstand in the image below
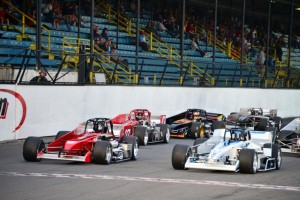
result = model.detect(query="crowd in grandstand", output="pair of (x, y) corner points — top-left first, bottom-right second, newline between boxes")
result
(1, 0), (300, 68)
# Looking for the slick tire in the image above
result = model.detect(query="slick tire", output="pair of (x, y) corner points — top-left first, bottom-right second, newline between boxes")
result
(121, 136), (139, 160)
(239, 149), (258, 174)
(23, 137), (45, 162)
(93, 141), (112, 165)
(156, 124), (170, 143)
(55, 131), (69, 140)
(135, 126), (148, 146)
(172, 144), (190, 170)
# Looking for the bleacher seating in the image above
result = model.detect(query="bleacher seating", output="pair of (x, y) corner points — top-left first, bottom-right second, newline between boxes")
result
(0, 1), (299, 87)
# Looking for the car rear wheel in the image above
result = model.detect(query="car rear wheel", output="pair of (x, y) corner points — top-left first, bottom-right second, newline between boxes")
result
(156, 124), (170, 143)
(55, 131), (69, 140)
(134, 126), (148, 145)
(121, 136), (139, 160)
(263, 143), (282, 170)
(93, 141), (112, 164)
(172, 144), (190, 170)
(190, 122), (205, 138)
(239, 149), (258, 174)
(23, 137), (45, 162)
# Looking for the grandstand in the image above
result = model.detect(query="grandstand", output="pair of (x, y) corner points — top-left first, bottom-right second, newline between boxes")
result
(0, 0), (299, 88)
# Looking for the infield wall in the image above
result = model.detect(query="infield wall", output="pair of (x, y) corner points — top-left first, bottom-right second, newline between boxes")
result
(0, 84), (299, 141)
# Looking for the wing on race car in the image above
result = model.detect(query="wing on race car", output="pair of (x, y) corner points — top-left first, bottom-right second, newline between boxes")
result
(280, 117), (300, 132)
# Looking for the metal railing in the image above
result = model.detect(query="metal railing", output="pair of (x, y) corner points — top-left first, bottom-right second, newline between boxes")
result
(1, 47), (299, 88)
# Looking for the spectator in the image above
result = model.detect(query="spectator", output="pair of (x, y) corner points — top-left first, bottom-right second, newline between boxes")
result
(0, 6), (9, 28)
(186, 22), (196, 39)
(255, 47), (266, 77)
(103, 38), (112, 58)
(94, 37), (105, 52)
(52, 7), (72, 31)
(93, 25), (101, 39)
(139, 31), (149, 51)
(42, 1), (54, 23)
(30, 70), (49, 83)
(101, 27), (109, 41)
(190, 37), (211, 57)
(275, 42), (283, 62)
(268, 55), (275, 72)
(158, 20), (168, 32)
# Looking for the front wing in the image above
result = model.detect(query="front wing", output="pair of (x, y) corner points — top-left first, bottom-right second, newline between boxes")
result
(184, 157), (239, 172)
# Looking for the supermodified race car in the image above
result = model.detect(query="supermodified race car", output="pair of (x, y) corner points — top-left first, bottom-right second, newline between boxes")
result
(172, 128), (282, 174)
(227, 108), (282, 129)
(166, 109), (225, 139)
(23, 118), (139, 164)
(111, 109), (170, 145)
(277, 117), (300, 154)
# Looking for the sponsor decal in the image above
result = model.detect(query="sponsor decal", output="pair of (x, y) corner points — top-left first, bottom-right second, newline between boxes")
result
(0, 98), (8, 119)
(0, 89), (27, 132)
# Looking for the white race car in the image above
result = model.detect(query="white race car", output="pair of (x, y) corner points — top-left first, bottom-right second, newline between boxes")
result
(172, 128), (282, 174)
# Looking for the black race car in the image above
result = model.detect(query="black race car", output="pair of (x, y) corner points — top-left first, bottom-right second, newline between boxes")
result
(166, 109), (225, 139)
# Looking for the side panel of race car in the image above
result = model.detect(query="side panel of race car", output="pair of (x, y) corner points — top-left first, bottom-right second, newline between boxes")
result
(166, 111), (187, 124)
(206, 112), (225, 122)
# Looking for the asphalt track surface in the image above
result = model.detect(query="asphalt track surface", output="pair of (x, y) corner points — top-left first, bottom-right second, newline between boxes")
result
(0, 131), (299, 200)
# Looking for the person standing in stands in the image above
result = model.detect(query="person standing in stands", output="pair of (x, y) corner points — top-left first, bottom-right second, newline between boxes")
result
(255, 47), (266, 77)
(139, 31), (149, 51)
(30, 70), (49, 83)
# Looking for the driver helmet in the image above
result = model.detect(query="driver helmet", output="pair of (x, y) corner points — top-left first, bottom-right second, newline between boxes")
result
(136, 113), (143, 120)
(193, 111), (200, 120)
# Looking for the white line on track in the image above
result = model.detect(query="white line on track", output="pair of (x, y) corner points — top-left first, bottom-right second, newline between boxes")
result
(0, 171), (299, 192)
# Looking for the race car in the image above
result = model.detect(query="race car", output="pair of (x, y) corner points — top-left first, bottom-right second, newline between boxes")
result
(111, 109), (170, 145)
(166, 109), (225, 139)
(23, 118), (139, 164)
(227, 108), (282, 130)
(172, 127), (282, 174)
(276, 117), (300, 154)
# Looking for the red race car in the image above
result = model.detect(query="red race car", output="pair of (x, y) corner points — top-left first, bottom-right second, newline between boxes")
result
(23, 118), (139, 164)
(111, 109), (170, 145)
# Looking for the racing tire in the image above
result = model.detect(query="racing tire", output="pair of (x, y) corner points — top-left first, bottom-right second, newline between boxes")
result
(193, 138), (208, 146)
(263, 143), (282, 170)
(23, 137), (45, 162)
(265, 127), (278, 143)
(273, 117), (282, 130)
(121, 136), (139, 160)
(239, 149), (258, 174)
(211, 121), (226, 131)
(172, 144), (190, 170)
(156, 124), (170, 143)
(254, 118), (268, 131)
(55, 131), (69, 140)
(190, 122), (205, 138)
(134, 126), (148, 146)
(93, 141), (112, 165)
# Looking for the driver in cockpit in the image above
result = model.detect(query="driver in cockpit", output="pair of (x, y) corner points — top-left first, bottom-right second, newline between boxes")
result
(193, 111), (201, 122)
(136, 113), (143, 121)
